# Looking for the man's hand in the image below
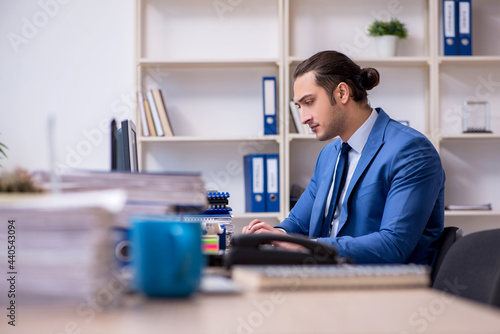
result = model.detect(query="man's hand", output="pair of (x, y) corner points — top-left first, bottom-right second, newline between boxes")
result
(242, 219), (306, 252)
(242, 219), (283, 235)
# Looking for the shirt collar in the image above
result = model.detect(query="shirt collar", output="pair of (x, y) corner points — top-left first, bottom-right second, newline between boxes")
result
(344, 108), (378, 154)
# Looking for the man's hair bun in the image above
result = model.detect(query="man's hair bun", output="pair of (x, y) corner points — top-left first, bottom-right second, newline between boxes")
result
(360, 68), (380, 90)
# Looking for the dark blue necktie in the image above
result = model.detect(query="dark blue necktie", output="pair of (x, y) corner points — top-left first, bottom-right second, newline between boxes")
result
(322, 142), (351, 237)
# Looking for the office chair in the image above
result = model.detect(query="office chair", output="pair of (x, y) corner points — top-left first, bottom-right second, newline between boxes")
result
(430, 226), (462, 284)
(432, 228), (500, 308)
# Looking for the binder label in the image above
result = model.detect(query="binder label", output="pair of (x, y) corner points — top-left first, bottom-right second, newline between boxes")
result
(264, 79), (276, 116)
(444, 1), (456, 38)
(459, 2), (470, 34)
(267, 158), (278, 194)
(252, 157), (264, 194)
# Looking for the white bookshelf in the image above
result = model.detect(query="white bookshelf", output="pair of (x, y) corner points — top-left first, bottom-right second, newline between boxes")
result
(283, 0), (431, 214)
(434, 0), (500, 232)
(135, 0), (285, 220)
(135, 0), (500, 232)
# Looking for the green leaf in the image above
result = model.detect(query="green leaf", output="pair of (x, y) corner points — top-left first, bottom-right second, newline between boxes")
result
(367, 18), (407, 39)
(0, 142), (8, 160)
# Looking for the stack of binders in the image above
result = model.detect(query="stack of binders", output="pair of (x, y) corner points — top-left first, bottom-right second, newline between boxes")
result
(204, 191), (232, 215)
(196, 191), (234, 254)
(243, 154), (280, 213)
(177, 191), (234, 256)
(443, 0), (472, 56)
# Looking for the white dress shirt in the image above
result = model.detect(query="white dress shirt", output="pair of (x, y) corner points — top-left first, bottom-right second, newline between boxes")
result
(325, 108), (378, 237)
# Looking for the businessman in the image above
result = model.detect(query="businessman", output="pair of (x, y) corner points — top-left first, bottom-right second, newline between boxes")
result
(243, 50), (445, 264)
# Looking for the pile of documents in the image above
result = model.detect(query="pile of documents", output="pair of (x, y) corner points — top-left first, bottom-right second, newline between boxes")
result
(0, 190), (126, 304)
(33, 170), (208, 227)
(0, 170), (208, 305)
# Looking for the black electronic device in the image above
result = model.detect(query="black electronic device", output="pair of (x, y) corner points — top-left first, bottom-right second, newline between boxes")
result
(225, 233), (345, 267)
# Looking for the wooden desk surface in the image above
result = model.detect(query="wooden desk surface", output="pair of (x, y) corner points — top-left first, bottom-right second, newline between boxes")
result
(4, 287), (500, 334)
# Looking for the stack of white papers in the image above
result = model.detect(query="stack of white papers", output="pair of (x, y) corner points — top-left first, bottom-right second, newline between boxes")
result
(33, 170), (208, 227)
(0, 190), (125, 304)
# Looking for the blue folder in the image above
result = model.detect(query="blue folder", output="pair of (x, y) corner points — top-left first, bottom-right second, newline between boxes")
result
(263, 77), (277, 135)
(443, 0), (458, 56)
(265, 154), (280, 212)
(244, 154), (266, 212)
(458, 0), (472, 56)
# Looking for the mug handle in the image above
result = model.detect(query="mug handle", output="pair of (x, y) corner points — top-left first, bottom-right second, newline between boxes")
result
(168, 224), (192, 281)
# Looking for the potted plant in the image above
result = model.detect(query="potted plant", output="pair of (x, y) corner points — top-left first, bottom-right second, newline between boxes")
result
(367, 18), (408, 57)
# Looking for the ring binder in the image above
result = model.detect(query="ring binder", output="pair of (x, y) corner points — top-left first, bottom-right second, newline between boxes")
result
(244, 154), (266, 212)
(443, 0), (458, 56)
(263, 77), (277, 135)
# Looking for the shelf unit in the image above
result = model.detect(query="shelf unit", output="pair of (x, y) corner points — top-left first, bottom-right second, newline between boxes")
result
(283, 0), (432, 215)
(135, 0), (285, 229)
(434, 0), (500, 233)
(135, 0), (500, 233)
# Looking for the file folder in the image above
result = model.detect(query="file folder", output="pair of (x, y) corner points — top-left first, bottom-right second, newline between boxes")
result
(458, 0), (472, 55)
(443, 0), (458, 56)
(263, 77), (277, 135)
(265, 154), (280, 212)
(244, 154), (266, 212)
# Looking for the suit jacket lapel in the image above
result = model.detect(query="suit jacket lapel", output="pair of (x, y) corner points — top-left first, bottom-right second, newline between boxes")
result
(309, 142), (341, 238)
(336, 108), (389, 234)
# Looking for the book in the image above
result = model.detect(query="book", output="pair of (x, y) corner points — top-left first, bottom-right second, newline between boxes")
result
(146, 90), (164, 136)
(152, 89), (174, 136)
(143, 98), (157, 136)
(137, 92), (150, 137)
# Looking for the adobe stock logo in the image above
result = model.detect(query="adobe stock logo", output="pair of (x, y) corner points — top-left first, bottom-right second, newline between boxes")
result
(212, 0), (243, 20)
(6, 0), (73, 54)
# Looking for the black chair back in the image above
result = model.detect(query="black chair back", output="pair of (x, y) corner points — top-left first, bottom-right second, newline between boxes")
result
(432, 228), (500, 307)
(430, 226), (461, 284)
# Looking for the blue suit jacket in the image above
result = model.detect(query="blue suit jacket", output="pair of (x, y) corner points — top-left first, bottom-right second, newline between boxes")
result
(278, 108), (445, 264)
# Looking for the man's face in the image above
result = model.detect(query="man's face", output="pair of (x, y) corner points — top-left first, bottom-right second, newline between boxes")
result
(293, 71), (346, 141)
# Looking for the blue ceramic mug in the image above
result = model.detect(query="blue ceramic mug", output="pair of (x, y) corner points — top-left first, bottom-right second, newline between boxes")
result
(131, 215), (203, 297)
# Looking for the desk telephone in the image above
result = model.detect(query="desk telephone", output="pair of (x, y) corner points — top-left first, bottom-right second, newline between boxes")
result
(225, 233), (346, 267)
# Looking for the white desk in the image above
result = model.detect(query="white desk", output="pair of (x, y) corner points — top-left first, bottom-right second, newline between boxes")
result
(4, 287), (500, 334)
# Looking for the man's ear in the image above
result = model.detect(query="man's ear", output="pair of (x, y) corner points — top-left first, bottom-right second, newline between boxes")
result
(336, 82), (350, 105)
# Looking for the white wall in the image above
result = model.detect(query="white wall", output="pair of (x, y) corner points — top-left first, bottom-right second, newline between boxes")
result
(0, 0), (135, 172)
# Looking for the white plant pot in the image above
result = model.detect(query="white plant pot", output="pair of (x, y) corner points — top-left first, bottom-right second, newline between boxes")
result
(374, 35), (399, 57)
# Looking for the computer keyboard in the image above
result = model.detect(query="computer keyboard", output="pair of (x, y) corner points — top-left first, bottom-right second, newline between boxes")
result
(231, 264), (430, 291)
